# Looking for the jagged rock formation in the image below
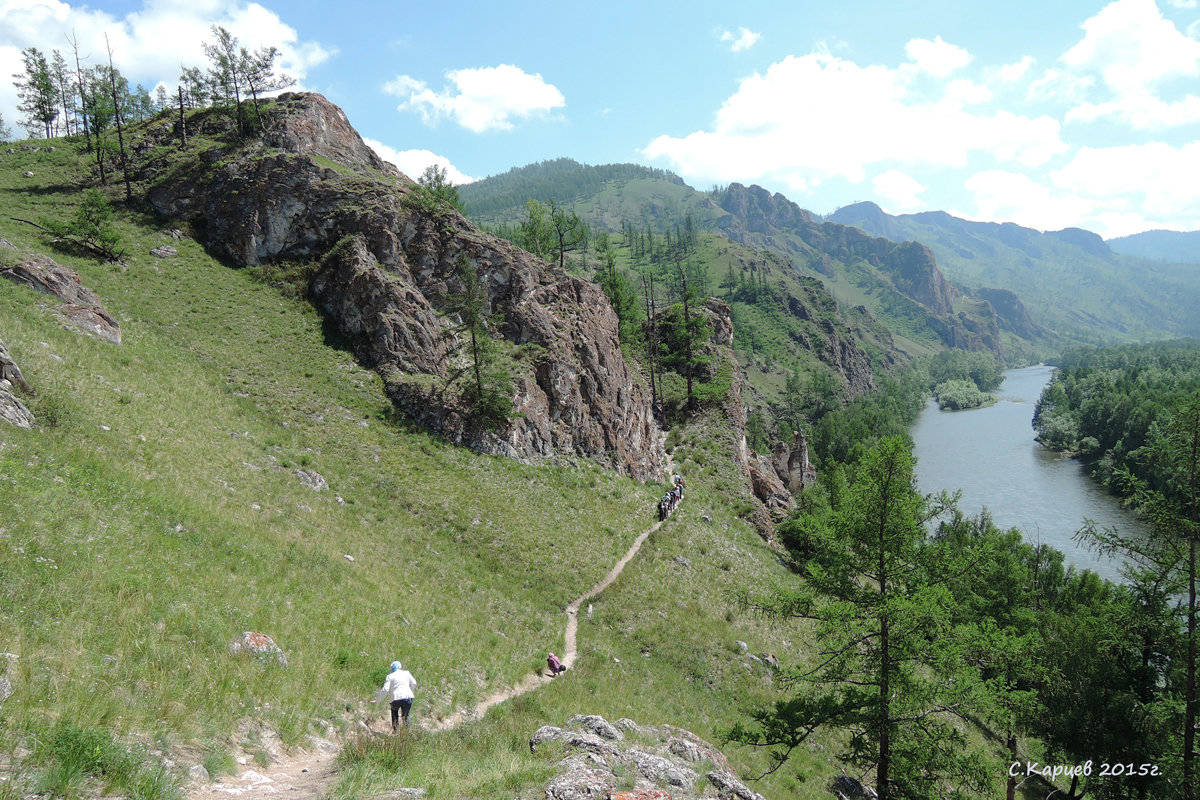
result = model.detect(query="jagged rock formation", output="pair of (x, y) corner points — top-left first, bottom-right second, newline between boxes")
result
(0, 254), (121, 344)
(717, 187), (1003, 357)
(529, 715), (766, 800)
(147, 93), (664, 480)
(974, 287), (1046, 339)
(0, 340), (34, 429)
(772, 428), (817, 495)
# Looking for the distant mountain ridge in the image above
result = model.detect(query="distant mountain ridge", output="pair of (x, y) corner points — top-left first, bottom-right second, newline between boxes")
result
(461, 161), (1035, 363)
(1107, 229), (1200, 263)
(828, 201), (1200, 343)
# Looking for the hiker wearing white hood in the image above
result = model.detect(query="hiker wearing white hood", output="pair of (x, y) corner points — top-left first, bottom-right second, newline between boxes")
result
(376, 660), (418, 729)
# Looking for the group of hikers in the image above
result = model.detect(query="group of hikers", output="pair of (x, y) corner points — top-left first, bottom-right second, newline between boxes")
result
(657, 474), (686, 521)
(377, 471), (687, 731)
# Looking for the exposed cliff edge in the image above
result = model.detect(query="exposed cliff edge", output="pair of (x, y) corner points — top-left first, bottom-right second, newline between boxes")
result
(147, 93), (664, 479)
(717, 187), (1004, 357)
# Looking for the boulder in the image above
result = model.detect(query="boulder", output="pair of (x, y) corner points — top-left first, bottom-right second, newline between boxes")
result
(228, 632), (287, 666)
(0, 255), (120, 344)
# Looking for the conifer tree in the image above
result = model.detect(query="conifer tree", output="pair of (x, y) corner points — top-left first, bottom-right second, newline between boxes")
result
(14, 47), (59, 138)
(731, 437), (990, 799)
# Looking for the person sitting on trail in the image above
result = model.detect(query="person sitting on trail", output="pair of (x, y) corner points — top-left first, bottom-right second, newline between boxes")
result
(547, 651), (567, 676)
(375, 660), (418, 730)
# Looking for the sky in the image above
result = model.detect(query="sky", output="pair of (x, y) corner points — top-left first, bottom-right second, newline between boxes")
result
(1, 0), (1198, 239)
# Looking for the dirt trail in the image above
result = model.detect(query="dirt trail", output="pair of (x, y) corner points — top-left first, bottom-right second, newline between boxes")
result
(188, 458), (677, 799)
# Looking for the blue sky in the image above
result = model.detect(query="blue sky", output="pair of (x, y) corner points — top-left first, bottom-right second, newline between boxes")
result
(2, 0), (1198, 238)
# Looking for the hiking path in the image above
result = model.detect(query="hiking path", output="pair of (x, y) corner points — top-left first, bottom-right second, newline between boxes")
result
(186, 468), (678, 799)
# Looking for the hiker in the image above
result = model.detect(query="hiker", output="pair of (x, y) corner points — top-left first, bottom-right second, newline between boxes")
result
(375, 660), (418, 730)
(547, 651), (567, 676)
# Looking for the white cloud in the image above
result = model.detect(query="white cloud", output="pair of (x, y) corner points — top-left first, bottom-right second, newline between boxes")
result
(1054, 0), (1200, 128)
(0, 0), (334, 134)
(384, 65), (565, 133)
(642, 51), (1065, 193)
(962, 139), (1200, 238)
(905, 35), (971, 77)
(1052, 142), (1200, 227)
(719, 27), (761, 53)
(964, 170), (1097, 232)
(363, 138), (475, 185)
(997, 56), (1036, 83)
(873, 169), (927, 210)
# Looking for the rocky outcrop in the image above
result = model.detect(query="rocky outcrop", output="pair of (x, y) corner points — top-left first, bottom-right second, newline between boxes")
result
(772, 428), (817, 495)
(974, 287), (1045, 340)
(530, 716), (765, 800)
(147, 93), (664, 480)
(0, 340), (34, 429)
(717, 184), (1004, 358)
(0, 254), (121, 344)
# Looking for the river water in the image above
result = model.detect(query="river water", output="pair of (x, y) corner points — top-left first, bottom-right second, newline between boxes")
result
(910, 364), (1145, 582)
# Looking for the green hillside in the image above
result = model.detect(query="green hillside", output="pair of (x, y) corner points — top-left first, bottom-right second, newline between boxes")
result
(829, 202), (1200, 345)
(0, 142), (822, 799)
(460, 161), (1045, 366)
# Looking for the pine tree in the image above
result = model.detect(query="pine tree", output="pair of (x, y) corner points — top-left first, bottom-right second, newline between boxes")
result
(14, 47), (59, 138)
(730, 438), (990, 799)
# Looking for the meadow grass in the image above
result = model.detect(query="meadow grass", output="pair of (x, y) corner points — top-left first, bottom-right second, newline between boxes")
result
(0, 136), (1031, 800)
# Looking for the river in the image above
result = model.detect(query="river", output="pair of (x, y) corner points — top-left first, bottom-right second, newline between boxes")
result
(910, 364), (1145, 582)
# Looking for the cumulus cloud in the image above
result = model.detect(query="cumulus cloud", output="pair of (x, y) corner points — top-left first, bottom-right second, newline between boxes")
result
(997, 56), (1036, 82)
(719, 27), (761, 52)
(363, 138), (476, 185)
(384, 65), (565, 133)
(1054, 0), (1200, 127)
(873, 169), (927, 210)
(905, 35), (971, 77)
(961, 138), (1200, 237)
(642, 51), (1065, 193)
(0, 0), (334, 133)
(1052, 141), (1200, 227)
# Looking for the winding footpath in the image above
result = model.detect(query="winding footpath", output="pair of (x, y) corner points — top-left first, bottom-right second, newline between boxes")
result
(187, 500), (675, 799)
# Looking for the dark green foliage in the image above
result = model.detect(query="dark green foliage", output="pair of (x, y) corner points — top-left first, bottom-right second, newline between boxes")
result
(926, 350), (1003, 393)
(1032, 340), (1200, 493)
(732, 438), (991, 799)
(39, 188), (123, 261)
(14, 47), (59, 138)
(458, 158), (682, 219)
(932, 379), (994, 411)
(442, 256), (512, 428)
(417, 164), (465, 214)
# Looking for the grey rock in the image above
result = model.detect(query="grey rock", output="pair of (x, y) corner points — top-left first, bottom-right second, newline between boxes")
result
(150, 244), (178, 258)
(295, 469), (328, 491)
(188, 764), (210, 782)
(530, 726), (621, 759)
(148, 93), (665, 481)
(0, 676), (12, 704)
(706, 769), (767, 800)
(568, 714), (623, 741)
(626, 748), (695, 789)
(672, 556), (692, 568)
(22, 171), (33, 178)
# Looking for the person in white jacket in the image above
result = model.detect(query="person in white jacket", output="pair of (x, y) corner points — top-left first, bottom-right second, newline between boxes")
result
(375, 660), (418, 730)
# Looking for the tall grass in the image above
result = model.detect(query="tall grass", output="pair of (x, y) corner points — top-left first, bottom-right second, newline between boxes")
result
(0, 135), (838, 799)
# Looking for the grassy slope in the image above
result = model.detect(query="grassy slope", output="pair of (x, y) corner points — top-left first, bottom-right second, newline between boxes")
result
(0, 142), (845, 798)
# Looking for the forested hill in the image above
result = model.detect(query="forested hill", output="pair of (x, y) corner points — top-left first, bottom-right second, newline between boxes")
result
(460, 159), (1048, 364)
(829, 201), (1200, 344)
(1107, 229), (1200, 263)
(459, 158), (684, 219)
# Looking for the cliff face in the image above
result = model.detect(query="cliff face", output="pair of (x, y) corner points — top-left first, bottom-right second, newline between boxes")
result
(717, 184), (1003, 357)
(149, 93), (665, 480)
